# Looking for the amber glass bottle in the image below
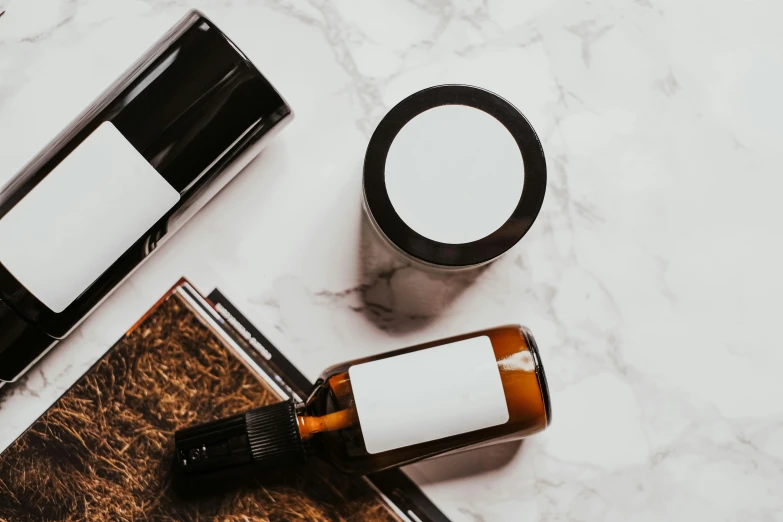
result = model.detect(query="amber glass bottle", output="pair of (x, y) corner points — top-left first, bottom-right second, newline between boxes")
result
(175, 325), (550, 476)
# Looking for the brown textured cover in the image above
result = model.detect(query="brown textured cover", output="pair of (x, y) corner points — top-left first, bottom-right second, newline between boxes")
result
(0, 293), (396, 522)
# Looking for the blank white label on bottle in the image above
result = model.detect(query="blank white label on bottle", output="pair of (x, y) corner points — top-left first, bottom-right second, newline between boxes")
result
(384, 105), (524, 244)
(349, 335), (509, 454)
(0, 122), (179, 313)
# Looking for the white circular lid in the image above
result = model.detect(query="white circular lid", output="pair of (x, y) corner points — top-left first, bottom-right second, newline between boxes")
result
(384, 105), (525, 244)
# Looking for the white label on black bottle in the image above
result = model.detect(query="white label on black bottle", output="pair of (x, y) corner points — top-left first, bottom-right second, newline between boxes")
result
(0, 122), (179, 313)
(349, 336), (509, 454)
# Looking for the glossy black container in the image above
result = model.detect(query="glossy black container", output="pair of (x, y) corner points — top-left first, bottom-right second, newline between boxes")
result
(0, 10), (292, 383)
(363, 85), (546, 270)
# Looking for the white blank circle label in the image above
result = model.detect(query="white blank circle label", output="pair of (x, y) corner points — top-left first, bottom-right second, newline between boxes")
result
(385, 104), (524, 245)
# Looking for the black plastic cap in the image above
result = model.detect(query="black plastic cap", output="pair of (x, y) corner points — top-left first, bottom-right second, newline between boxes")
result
(175, 400), (305, 477)
(245, 400), (306, 467)
(0, 297), (58, 383)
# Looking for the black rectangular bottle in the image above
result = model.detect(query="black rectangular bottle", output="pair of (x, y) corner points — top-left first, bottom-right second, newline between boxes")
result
(0, 10), (292, 383)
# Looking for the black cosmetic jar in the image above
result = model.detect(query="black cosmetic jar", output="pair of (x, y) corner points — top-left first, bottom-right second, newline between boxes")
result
(0, 10), (292, 383)
(363, 85), (546, 271)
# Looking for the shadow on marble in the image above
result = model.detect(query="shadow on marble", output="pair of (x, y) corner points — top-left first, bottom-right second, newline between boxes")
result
(405, 440), (523, 485)
(357, 212), (487, 334)
(0, 374), (28, 409)
(0, 382), (9, 407)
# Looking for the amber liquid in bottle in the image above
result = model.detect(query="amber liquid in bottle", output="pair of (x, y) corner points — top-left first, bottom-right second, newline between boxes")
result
(300, 325), (550, 474)
(175, 325), (550, 476)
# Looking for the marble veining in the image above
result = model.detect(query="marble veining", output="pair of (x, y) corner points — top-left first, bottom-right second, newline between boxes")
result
(1, 1), (782, 520)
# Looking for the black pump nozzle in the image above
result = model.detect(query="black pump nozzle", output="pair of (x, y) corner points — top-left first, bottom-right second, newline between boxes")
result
(174, 399), (306, 477)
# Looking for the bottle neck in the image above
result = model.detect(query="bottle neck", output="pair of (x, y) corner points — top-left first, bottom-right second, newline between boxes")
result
(297, 408), (358, 439)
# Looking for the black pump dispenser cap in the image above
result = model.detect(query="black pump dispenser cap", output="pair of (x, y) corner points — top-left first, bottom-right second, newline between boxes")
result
(174, 400), (306, 476)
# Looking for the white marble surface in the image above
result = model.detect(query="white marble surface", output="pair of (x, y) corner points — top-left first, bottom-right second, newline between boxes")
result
(1, 0), (783, 520)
